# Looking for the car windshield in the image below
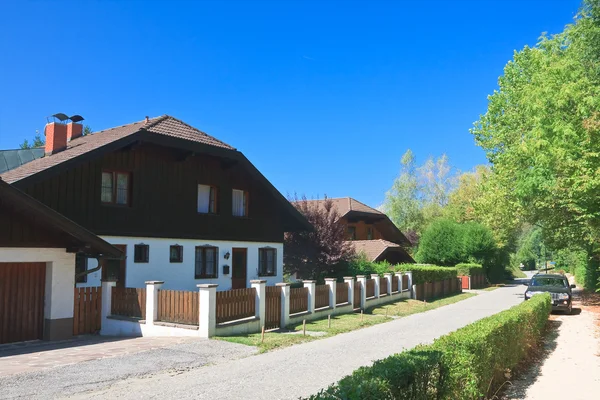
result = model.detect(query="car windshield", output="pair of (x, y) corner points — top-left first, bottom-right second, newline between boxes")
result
(530, 277), (567, 287)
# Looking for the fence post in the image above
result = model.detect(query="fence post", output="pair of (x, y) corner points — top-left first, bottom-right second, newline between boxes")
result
(344, 276), (354, 306)
(198, 284), (218, 338)
(100, 280), (116, 328)
(145, 280), (164, 326)
(303, 280), (316, 314)
(406, 271), (415, 299)
(325, 278), (336, 310)
(468, 275), (472, 290)
(371, 274), (380, 299)
(356, 275), (367, 310)
(276, 282), (290, 329)
(383, 273), (392, 295)
(250, 280), (267, 328)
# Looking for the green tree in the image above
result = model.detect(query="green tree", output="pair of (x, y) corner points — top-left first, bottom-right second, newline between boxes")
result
(471, 1), (600, 290)
(415, 219), (465, 266)
(20, 132), (44, 149)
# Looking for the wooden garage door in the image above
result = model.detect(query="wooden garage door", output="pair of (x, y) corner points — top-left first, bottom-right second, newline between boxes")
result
(0, 262), (46, 344)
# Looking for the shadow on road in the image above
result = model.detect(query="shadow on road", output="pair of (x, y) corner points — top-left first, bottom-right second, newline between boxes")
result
(0, 336), (137, 358)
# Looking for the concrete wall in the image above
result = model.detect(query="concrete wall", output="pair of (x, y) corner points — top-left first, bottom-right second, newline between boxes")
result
(0, 248), (75, 340)
(78, 236), (284, 291)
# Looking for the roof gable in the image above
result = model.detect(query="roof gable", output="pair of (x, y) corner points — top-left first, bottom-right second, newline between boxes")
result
(304, 197), (384, 218)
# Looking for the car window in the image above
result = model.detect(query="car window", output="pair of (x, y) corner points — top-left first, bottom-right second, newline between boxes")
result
(530, 277), (567, 287)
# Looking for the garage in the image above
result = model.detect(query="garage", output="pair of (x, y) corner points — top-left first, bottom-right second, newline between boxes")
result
(0, 178), (122, 344)
(0, 262), (46, 344)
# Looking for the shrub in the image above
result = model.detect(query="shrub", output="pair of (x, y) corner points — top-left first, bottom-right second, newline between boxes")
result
(455, 263), (484, 276)
(395, 264), (457, 285)
(415, 219), (465, 266)
(306, 293), (551, 400)
(346, 255), (392, 277)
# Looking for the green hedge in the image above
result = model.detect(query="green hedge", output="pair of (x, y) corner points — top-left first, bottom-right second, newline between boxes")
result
(455, 263), (484, 276)
(306, 293), (551, 400)
(395, 264), (457, 285)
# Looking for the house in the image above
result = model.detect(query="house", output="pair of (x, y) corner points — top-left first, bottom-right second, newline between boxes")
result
(0, 114), (311, 294)
(307, 197), (414, 264)
(0, 178), (122, 344)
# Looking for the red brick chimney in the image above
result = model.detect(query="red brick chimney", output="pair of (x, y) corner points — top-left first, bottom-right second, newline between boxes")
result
(66, 122), (83, 141)
(44, 122), (68, 155)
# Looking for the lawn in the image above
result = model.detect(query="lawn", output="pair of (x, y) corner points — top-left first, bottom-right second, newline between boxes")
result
(215, 312), (391, 353)
(367, 292), (477, 318)
(216, 292), (478, 352)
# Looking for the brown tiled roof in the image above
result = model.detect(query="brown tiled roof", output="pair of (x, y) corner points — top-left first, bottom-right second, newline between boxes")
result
(0, 115), (234, 184)
(305, 197), (384, 217)
(350, 239), (404, 261)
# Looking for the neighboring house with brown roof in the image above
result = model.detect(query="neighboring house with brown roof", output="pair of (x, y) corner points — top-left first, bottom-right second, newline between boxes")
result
(306, 197), (414, 264)
(0, 115), (311, 293)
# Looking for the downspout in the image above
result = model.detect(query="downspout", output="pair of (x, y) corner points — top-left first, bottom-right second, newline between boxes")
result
(74, 257), (107, 280)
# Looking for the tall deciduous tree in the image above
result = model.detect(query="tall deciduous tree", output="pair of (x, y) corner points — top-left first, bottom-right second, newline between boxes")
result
(284, 195), (355, 280)
(471, 0), (600, 290)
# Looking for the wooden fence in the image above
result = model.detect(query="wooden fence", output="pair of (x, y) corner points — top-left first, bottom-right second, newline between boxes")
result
(290, 287), (308, 314)
(73, 287), (102, 335)
(336, 282), (349, 304)
(414, 278), (462, 301)
(216, 287), (256, 324)
(315, 284), (330, 309)
(265, 286), (281, 330)
(157, 289), (199, 325)
(353, 281), (361, 309)
(402, 275), (409, 291)
(380, 279), (388, 295)
(392, 275), (399, 292)
(366, 279), (375, 298)
(111, 287), (146, 319)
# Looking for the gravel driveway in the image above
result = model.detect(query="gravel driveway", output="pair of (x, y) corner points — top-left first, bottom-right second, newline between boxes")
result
(62, 284), (526, 400)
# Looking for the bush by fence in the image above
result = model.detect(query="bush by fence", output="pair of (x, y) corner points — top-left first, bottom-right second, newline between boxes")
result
(455, 263), (484, 276)
(395, 264), (457, 285)
(306, 293), (551, 400)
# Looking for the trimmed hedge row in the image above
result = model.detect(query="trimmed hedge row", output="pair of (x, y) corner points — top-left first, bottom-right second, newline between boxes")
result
(306, 293), (551, 400)
(395, 264), (457, 285)
(455, 263), (484, 276)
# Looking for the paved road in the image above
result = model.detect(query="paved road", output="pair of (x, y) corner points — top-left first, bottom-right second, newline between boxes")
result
(71, 283), (527, 400)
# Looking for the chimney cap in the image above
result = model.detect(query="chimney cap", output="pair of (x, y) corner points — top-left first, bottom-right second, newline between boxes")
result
(145, 116), (149, 123)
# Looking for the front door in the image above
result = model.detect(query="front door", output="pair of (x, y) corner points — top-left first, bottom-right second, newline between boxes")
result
(231, 248), (247, 290)
(102, 244), (127, 288)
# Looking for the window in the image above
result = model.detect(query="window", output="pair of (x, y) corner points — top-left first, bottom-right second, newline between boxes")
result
(259, 248), (277, 276)
(232, 189), (248, 217)
(195, 246), (218, 279)
(101, 171), (131, 205)
(367, 227), (373, 240)
(75, 253), (88, 283)
(347, 226), (356, 240)
(134, 244), (149, 263)
(197, 184), (218, 214)
(170, 245), (183, 263)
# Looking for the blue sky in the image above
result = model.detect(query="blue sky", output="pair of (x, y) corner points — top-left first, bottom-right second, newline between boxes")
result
(0, 0), (580, 207)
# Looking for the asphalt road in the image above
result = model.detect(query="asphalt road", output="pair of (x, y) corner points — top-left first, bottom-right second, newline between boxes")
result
(66, 283), (527, 400)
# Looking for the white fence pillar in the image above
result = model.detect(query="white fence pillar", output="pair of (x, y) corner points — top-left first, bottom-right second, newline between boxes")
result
(344, 276), (354, 306)
(100, 281), (116, 326)
(303, 280), (316, 313)
(250, 280), (266, 327)
(383, 273), (392, 295)
(325, 278), (336, 310)
(277, 283), (290, 328)
(198, 284), (217, 338)
(145, 280), (164, 326)
(371, 274), (380, 299)
(356, 275), (367, 310)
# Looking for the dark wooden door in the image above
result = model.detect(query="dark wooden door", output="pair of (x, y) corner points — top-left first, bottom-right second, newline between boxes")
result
(231, 248), (247, 290)
(0, 262), (46, 344)
(102, 244), (127, 287)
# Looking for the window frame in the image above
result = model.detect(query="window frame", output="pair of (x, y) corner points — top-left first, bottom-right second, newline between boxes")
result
(367, 226), (373, 240)
(75, 253), (88, 283)
(195, 246), (219, 279)
(232, 189), (249, 217)
(258, 248), (277, 277)
(169, 245), (183, 263)
(347, 226), (357, 240)
(197, 184), (219, 214)
(101, 170), (132, 206)
(134, 244), (149, 263)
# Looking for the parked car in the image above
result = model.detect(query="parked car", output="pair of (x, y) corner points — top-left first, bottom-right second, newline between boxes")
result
(524, 273), (576, 314)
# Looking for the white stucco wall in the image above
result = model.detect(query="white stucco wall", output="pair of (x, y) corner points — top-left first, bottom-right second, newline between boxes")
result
(0, 248), (75, 319)
(79, 236), (284, 291)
